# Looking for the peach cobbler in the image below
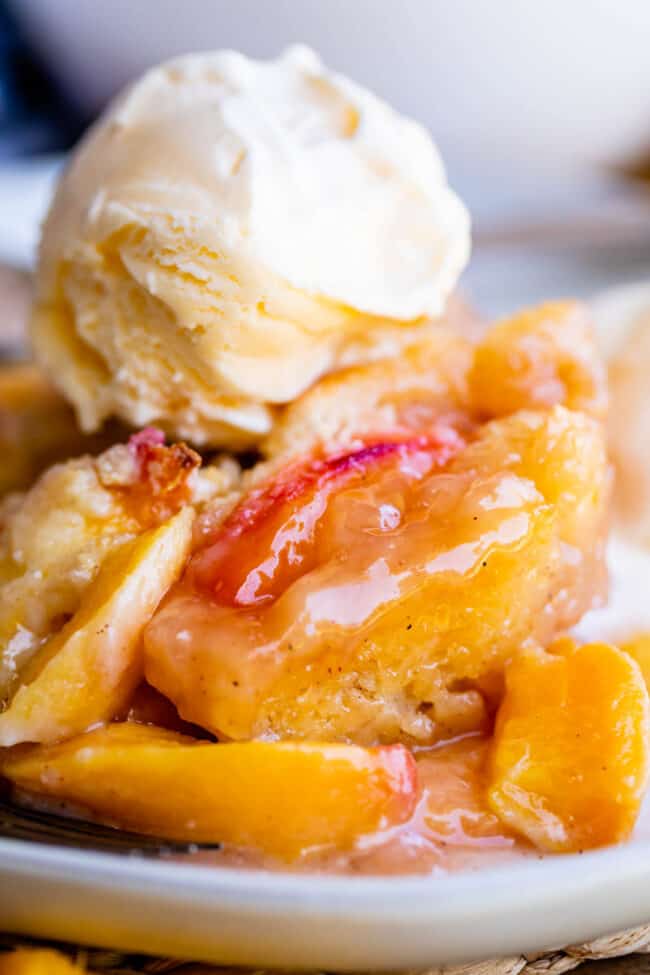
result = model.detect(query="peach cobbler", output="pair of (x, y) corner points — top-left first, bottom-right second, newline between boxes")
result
(1, 47), (649, 875)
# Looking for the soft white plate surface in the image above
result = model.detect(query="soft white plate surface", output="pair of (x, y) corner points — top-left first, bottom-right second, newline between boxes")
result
(2, 836), (650, 969)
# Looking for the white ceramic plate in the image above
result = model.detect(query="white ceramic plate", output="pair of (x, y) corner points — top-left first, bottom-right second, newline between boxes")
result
(2, 836), (650, 969)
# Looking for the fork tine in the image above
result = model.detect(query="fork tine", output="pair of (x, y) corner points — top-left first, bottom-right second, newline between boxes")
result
(0, 794), (220, 856)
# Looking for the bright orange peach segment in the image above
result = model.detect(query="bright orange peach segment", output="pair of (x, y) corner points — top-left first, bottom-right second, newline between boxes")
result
(0, 948), (85, 975)
(621, 634), (650, 691)
(1, 723), (418, 859)
(0, 508), (193, 747)
(451, 405), (610, 626)
(487, 641), (650, 852)
(471, 301), (607, 421)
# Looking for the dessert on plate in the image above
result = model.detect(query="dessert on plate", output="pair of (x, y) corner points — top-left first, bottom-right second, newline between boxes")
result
(1, 47), (649, 874)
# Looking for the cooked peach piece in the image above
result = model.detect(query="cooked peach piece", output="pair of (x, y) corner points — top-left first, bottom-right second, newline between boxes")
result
(451, 406), (610, 626)
(266, 300), (604, 465)
(0, 508), (193, 746)
(487, 641), (650, 852)
(1, 723), (418, 859)
(0, 362), (126, 497)
(0, 948), (85, 975)
(145, 405), (608, 745)
(622, 634), (650, 690)
(191, 431), (464, 608)
(471, 301), (607, 421)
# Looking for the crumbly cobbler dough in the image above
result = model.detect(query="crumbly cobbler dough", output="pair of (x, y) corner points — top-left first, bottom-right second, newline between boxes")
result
(0, 440), (240, 703)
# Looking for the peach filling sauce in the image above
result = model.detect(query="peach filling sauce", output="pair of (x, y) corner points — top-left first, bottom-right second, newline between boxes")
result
(5, 305), (637, 873)
(140, 395), (620, 871)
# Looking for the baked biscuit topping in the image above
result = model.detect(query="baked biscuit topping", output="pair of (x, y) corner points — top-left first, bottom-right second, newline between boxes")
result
(0, 430), (238, 704)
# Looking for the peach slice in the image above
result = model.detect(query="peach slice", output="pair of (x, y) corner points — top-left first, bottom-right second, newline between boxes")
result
(621, 634), (650, 691)
(487, 640), (650, 852)
(0, 507), (193, 747)
(471, 301), (607, 421)
(1, 723), (418, 859)
(452, 405), (610, 595)
(0, 363), (125, 497)
(0, 949), (85, 975)
(190, 430), (463, 608)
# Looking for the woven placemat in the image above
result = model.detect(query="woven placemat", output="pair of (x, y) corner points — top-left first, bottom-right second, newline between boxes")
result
(3, 925), (650, 974)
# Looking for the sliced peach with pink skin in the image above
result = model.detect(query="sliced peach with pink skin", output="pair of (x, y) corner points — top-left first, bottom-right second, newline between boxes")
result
(1, 723), (418, 859)
(0, 949), (85, 975)
(145, 405), (607, 746)
(487, 640), (650, 853)
(0, 507), (193, 747)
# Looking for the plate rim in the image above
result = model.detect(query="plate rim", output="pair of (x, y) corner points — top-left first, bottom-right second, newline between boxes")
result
(2, 831), (650, 907)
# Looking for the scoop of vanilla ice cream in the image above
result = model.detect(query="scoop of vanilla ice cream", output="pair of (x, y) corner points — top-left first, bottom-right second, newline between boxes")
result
(31, 46), (470, 447)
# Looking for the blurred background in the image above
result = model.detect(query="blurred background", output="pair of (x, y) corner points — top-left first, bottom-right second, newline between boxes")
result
(0, 0), (649, 327)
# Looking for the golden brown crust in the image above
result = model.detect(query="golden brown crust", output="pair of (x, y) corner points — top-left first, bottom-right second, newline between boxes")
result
(264, 329), (474, 461)
(0, 435), (240, 704)
(264, 300), (606, 467)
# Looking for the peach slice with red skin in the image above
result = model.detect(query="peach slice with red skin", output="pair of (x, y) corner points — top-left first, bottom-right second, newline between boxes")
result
(1, 723), (418, 859)
(190, 429), (464, 608)
(145, 405), (608, 745)
(0, 507), (193, 746)
(487, 640), (650, 852)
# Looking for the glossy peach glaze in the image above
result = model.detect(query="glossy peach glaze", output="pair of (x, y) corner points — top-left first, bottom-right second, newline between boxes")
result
(338, 737), (521, 876)
(144, 403), (609, 745)
(190, 430), (463, 608)
(0, 299), (622, 871)
(470, 302), (607, 421)
(2, 722), (519, 869)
